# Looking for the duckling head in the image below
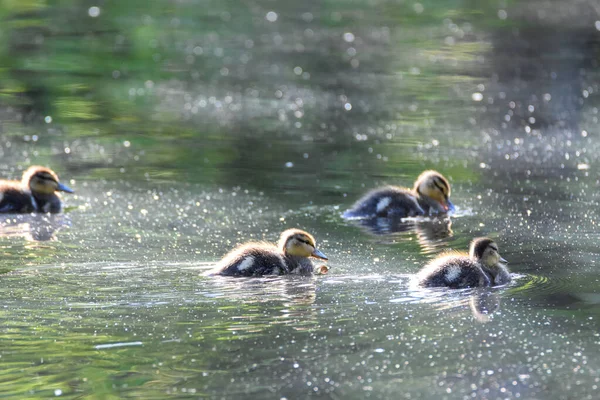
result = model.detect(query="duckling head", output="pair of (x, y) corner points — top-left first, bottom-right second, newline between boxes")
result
(414, 170), (454, 212)
(278, 228), (328, 260)
(469, 237), (508, 267)
(22, 166), (74, 195)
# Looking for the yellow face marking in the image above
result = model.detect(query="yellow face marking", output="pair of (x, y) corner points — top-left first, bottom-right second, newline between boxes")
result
(29, 173), (59, 194)
(481, 244), (502, 267)
(285, 234), (315, 257)
(415, 171), (451, 209)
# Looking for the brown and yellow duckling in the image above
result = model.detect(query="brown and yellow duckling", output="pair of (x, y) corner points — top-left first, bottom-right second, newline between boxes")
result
(207, 228), (328, 277)
(343, 170), (454, 219)
(0, 166), (74, 213)
(416, 237), (510, 288)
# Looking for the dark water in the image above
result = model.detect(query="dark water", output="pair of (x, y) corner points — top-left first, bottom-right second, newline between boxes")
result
(1, 0), (600, 398)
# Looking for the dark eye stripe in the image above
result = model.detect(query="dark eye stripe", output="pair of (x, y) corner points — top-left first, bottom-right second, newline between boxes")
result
(294, 236), (313, 246)
(432, 181), (447, 195)
(37, 174), (56, 182)
(436, 177), (449, 190)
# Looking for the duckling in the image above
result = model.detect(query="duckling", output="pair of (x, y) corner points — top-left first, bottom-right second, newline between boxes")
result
(207, 228), (328, 277)
(342, 170), (454, 219)
(416, 237), (510, 288)
(0, 166), (74, 213)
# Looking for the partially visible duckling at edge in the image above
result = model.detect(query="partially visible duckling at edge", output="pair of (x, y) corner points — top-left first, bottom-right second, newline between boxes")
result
(0, 166), (74, 214)
(343, 170), (455, 219)
(207, 229), (328, 277)
(416, 237), (510, 288)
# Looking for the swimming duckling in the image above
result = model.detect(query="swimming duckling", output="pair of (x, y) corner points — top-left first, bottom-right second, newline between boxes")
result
(343, 170), (455, 219)
(0, 166), (74, 213)
(416, 237), (510, 288)
(208, 228), (328, 277)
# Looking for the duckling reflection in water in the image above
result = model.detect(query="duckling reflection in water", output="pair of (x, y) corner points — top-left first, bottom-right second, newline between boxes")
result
(207, 229), (328, 277)
(0, 166), (74, 213)
(206, 275), (321, 306)
(349, 215), (453, 252)
(424, 289), (502, 322)
(469, 290), (501, 322)
(0, 214), (70, 241)
(416, 237), (510, 288)
(343, 170), (454, 219)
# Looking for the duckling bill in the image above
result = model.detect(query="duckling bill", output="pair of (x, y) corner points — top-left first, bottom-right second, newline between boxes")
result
(207, 229), (328, 277)
(343, 170), (454, 219)
(416, 237), (510, 288)
(0, 166), (74, 213)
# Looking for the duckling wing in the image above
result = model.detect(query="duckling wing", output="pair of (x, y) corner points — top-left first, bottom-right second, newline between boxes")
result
(211, 244), (287, 276)
(0, 189), (36, 213)
(343, 186), (424, 218)
(0, 203), (20, 213)
(417, 255), (491, 288)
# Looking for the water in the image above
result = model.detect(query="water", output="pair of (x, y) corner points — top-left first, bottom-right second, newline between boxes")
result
(1, 0), (600, 398)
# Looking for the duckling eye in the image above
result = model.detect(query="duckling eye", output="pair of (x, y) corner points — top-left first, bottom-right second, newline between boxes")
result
(296, 238), (313, 246)
(35, 174), (56, 183)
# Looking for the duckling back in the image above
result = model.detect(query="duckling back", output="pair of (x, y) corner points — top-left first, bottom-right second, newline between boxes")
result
(343, 186), (424, 219)
(416, 254), (491, 288)
(208, 243), (316, 277)
(0, 182), (36, 213)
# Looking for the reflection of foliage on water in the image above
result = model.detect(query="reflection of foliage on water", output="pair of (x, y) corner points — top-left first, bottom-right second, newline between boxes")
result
(1, 2), (600, 398)
(0, 0), (493, 195)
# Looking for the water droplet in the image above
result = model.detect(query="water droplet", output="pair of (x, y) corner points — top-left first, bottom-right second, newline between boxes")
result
(472, 93), (483, 101)
(88, 6), (100, 18)
(266, 11), (278, 22)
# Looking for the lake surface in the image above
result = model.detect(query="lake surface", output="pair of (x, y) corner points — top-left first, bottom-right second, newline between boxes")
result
(1, 0), (600, 398)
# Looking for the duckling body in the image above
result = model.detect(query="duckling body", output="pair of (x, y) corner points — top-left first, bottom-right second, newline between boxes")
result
(343, 170), (454, 219)
(208, 229), (328, 277)
(416, 237), (510, 288)
(0, 166), (74, 214)
(416, 253), (492, 288)
(0, 183), (36, 213)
